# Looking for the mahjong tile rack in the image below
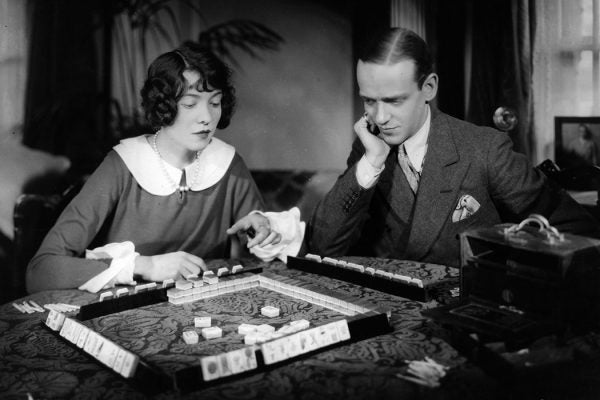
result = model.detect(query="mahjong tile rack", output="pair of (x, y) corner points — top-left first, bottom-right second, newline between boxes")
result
(41, 263), (392, 394)
(287, 255), (459, 302)
(77, 263), (263, 320)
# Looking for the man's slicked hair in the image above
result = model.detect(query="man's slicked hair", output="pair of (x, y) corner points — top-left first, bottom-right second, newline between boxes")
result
(358, 28), (433, 89)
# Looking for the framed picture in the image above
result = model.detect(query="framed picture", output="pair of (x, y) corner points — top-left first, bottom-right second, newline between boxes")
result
(555, 116), (600, 168)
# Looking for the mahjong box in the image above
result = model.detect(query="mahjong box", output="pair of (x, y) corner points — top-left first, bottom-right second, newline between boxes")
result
(423, 214), (600, 349)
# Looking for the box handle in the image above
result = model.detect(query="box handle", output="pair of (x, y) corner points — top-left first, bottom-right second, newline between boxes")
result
(503, 214), (565, 244)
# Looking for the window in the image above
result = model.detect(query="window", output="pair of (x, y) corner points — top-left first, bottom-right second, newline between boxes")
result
(534, 0), (599, 164)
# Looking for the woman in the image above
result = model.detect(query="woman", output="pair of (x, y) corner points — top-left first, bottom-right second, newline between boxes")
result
(26, 42), (301, 293)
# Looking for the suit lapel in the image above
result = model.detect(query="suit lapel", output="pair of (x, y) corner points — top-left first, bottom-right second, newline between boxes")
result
(406, 110), (470, 261)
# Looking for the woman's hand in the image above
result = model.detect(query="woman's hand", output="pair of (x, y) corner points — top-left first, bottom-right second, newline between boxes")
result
(134, 252), (207, 282)
(227, 213), (282, 248)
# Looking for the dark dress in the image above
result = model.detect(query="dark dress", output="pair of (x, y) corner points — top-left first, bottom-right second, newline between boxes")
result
(27, 135), (264, 292)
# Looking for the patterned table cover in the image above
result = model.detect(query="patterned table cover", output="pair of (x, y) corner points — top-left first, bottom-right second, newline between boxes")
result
(2, 257), (587, 400)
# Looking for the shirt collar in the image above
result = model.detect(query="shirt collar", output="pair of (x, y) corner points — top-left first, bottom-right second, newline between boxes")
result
(114, 135), (236, 196)
(403, 105), (430, 173)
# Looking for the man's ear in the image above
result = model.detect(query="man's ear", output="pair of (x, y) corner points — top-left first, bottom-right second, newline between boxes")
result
(422, 73), (438, 102)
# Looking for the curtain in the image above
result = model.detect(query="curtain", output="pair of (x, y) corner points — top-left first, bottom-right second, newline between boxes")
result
(390, 0), (426, 39)
(466, 0), (536, 159)
(23, 0), (108, 175)
(0, 0), (28, 137)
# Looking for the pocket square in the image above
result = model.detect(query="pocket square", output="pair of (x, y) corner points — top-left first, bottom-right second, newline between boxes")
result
(452, 194), (480, 222)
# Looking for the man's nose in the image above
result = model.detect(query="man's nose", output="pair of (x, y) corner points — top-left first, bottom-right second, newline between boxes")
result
(374, 102), (389, 125)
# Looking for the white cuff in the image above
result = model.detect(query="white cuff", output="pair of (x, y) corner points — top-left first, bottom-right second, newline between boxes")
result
(78, 241), (139, 293)
(249, 207), (305, 263)
(355, 155), (384, 189)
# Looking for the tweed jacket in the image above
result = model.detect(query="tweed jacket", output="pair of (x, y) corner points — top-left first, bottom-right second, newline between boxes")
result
(307, 108), (596, 267)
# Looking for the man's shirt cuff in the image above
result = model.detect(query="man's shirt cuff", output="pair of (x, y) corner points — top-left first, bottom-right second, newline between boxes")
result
(355, 155), (384, 189)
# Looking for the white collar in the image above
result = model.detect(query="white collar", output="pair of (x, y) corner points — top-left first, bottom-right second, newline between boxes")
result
(114, 135), (236, 196)
(403, 105), (430, 173)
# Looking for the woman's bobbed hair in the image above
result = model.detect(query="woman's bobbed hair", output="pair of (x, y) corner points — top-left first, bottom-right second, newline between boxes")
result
(141, 41), (236, 131)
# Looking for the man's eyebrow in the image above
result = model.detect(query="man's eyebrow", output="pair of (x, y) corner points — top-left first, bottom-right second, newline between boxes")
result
(381, 95), (407, 102)
(360, 94), (407, 102)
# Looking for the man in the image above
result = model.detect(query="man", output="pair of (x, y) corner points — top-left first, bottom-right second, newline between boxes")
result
(307, 27), (597, 268)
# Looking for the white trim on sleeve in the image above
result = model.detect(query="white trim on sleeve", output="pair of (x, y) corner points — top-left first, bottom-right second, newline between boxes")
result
(249, 207), (305, 263)
(78, 241), (139, 293)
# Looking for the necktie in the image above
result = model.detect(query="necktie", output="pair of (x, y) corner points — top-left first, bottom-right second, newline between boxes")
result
(397, 144), (420, 194)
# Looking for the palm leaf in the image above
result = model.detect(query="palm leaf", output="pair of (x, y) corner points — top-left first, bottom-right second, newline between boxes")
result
(197, 19), (285, 67)
(104, 2), (284, 139)
(179, 0), (207, 25)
